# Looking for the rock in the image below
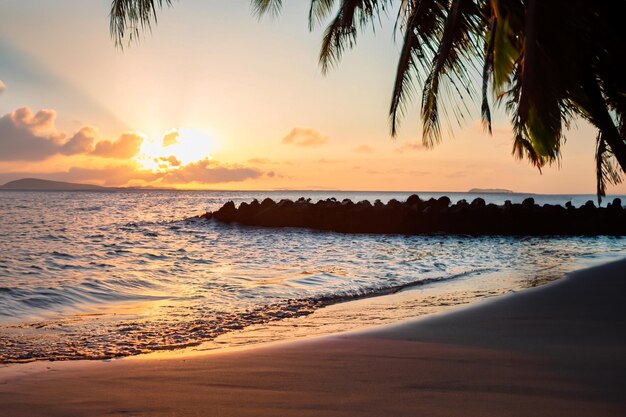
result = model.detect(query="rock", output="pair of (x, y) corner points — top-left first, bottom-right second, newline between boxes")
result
(260, 198), (275, 209)
(201, 195), (626, 236)
(406, 194), (421, 205)
(470, 198), (486, 209)
(522, 198), (535, 209)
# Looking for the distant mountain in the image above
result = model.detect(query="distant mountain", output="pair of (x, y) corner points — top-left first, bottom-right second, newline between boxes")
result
(468, 188), (514, 194)
(0, 178), (177, 191)
(0, 178), (109, 191)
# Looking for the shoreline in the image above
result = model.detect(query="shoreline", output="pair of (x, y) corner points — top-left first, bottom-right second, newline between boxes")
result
(0, 253), (590, 365)
(1, 258), (624, 416)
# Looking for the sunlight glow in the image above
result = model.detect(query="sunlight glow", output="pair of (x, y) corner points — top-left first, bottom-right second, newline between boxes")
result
(136, 128), (216, 172)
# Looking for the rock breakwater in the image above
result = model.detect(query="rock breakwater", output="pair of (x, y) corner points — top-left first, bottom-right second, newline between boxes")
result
(201, 195), (626, 236)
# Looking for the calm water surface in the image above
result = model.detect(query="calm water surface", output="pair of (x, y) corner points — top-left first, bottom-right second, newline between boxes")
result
(0, 190), (624, 362)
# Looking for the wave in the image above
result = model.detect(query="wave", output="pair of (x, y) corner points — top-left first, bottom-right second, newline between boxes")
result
(0, 278), (167, 320)
(0, 267), (496, 363)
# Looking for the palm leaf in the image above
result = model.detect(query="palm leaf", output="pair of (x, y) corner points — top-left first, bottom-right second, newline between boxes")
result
(389, 0), (434, 136)
(318, 0), (390, 74)
(308, 0), (338, 30)
(489, 0), (521, 96)
(517, 0), (563, 161)
(481, 14), (496, 134)
(110, 0), (173, 47)
(596, 133), (623, 203)
(251, 0), (283, 18)
(421, 0), (480, 146)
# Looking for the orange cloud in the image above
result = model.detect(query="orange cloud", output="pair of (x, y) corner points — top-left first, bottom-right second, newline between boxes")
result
(0, 163), (158, 187)
(12, 107), (56, 133)
(155, 155), (182, 169)
(0, 80), (5, 94)
(61, 127), (97, 155)
(62, 164), (158, 186)
(0, 157), (265, 187)
(395, 140), (427, 154)
(281, 127), (328, 147)
(0, 106), (145, 162)
(161, 158), (263, 184)
(247, 157), (273, 164)
(0, 107), (68, 160)
(92, 133), (143, 159)
(162, 130), (180, 147)
(354, 144), (374, 154)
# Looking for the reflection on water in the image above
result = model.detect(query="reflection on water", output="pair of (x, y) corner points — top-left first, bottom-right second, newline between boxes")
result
(0, 190), (624, 363)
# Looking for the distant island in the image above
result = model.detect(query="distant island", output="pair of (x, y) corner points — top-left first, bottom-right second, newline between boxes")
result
(0, 178), (172, 191)
(0, 178), (109, 191)
(468, 188), (513, 194)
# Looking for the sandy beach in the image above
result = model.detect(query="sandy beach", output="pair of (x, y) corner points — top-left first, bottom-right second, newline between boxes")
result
(1, 258), (624, 417)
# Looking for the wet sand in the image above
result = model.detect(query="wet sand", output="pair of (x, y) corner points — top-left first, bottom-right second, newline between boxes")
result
(1, 259), (625, 416)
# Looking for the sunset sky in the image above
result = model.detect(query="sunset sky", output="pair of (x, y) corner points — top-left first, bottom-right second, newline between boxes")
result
(0, 0), (623, 194)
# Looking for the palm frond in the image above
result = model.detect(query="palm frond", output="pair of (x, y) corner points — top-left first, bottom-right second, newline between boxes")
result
(389, 0), (432, 136)
(319, 0), (390, 74)
(579, 70), (626, 171)
(308, 0), (337, 30)
(481, 15), (496, 134)
(251, 0), (283, 18)
(420, 0), (481, 146)
(110, 0), (173, 48)
(489, 0), (521, 96)
(517, 0), (563, 161)
(512, 131), (545, 171)
(596, 133), (623, 203)
(392, 0), (416, 39)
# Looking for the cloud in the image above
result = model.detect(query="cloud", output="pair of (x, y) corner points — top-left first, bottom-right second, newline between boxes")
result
(0, 106), (144, 161)
(387, 168), (430, 176)
(0, 158), (262, 187)
(395, 140), (427, 154)
(63, 165), (159, 186)
(0, 164), (158, 187)
(446, 170), (469, 179)
(155, 155), (182, 170)
(0, 107), (67, 161)
(61, 127), (97, 155)
(92, 132), (143, 159)
(281, 128), (328, 147)
(0, 80), (5, 94)
(161, 158), (263, 184)
(12, 107), (56, 133)
(162, 130), (179, 147)
(354, 144), (374, 154)
(247, 157), (273, 164)
(316, 158), (342, 164)
(247, 157), (294, 166)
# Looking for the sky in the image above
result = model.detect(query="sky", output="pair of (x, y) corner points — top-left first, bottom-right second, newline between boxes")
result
(0, 0), (623, 194)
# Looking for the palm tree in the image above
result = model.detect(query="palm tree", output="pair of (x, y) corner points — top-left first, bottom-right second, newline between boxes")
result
(110, 0), (626, 201)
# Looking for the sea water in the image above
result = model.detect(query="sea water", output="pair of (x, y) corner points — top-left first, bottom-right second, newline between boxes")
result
(1, 190), (624, 362)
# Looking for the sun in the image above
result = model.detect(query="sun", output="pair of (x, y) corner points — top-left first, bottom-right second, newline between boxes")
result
(136, 128), (216, 172)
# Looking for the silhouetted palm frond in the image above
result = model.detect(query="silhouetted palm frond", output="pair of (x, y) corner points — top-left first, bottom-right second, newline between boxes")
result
(317, 1), (391, 74)
(308, 0), (338, 30)
(596, 134), (624, 203)
(110, 0), (173, 47)
(389, 0), (446, 138)
(251, 0), (283, 18)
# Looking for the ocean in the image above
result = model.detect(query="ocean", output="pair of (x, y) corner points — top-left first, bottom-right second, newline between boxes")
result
(1, 190), (625, 363)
